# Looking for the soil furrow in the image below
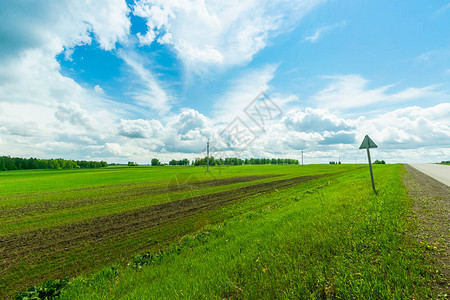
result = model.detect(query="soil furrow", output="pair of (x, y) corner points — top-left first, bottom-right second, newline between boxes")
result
(0, 173), (328, 298)
(0, 175), (318, 265)
(0, 175), (279, 218)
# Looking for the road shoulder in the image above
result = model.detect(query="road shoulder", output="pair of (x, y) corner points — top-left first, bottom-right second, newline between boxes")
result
(403, 164), (449, 298)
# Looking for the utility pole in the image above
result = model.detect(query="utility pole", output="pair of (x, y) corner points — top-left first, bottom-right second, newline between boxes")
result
(301, 150), (304, 166)
(207, 139), (210, 172)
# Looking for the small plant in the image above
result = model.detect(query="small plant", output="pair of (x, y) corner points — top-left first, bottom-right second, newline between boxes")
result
(15, 278), (69, 300)
(147, 237), (159, 245)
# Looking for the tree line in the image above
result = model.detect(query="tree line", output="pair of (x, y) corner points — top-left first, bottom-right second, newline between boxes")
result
(373, 160), (386, 164)
(192, 157), (299, 166)
(168, 159), (190, 166)
(0, 156), (107, 171)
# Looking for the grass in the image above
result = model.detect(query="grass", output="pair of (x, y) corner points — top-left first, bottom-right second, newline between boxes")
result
(61, 165), (436, 298)
(2, 164), (436, 298)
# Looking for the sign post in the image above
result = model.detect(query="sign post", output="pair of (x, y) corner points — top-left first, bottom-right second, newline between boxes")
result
(359, 135), (378, 193)
(207, 139), (210, 172)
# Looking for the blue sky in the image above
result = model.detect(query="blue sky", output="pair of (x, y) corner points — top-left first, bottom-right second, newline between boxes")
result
(0, 0), (449, 163)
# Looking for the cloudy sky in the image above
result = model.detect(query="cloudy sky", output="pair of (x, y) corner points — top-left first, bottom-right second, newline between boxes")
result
(0, 0), (449, 164)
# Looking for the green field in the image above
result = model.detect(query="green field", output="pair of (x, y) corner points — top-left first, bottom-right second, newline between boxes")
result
(0, 164), (436, 298)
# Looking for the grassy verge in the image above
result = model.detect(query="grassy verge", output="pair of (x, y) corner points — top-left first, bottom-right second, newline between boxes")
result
(54, 164), (435, 299)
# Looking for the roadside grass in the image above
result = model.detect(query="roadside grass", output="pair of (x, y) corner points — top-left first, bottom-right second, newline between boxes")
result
(57, 164), (435, 299)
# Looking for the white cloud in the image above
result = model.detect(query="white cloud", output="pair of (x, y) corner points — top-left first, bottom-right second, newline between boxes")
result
(304, 21), (347, 43)
(314, 74), (441, 110)
(132, 0), (325, 71)
(358, 103), (450, 149)
(0, 0), (130, 59)
(0, 1), (448, 165)
(0, 1), (132, 159)
(212, 64), (277, 123)
(55, 102), (93, 129)
(94, 85), (105, 95)
(118, 119), (163, 138)
(119, 50), (172, 113)
(282, 108), (355, 133)
(171, 109), (209, 136)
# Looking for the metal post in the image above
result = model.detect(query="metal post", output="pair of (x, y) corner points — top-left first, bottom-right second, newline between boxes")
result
(207, 139), (210, 172)
(366, 148), (376, 192)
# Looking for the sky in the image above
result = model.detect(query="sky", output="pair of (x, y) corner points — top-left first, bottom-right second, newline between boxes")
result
(0, 0), (449, 164)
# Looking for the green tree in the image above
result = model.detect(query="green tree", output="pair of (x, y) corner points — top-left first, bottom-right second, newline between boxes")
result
(0, 158), (6, 171)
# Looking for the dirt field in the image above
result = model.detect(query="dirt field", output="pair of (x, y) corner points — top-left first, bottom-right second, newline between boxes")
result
(0, 174), (324, 298)
(0, 174), (279, 218)
(404, 164), (449, 298)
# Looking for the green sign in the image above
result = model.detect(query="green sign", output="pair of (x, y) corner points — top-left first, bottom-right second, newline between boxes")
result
(359, 135), (378, 149)
(359, 135), (378, 193)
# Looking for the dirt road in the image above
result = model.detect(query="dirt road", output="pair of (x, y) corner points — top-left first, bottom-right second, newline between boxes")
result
(408, 163), (450, 187)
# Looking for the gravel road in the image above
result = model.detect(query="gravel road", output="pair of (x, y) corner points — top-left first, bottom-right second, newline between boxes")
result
(404, 164), (449, 297)
(408, 163), (450, 187)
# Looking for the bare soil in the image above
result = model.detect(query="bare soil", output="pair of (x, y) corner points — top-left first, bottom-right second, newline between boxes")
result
(403, 164), (449, 298)
(0, 174), (322, 298)
(0, 174), (280, 218)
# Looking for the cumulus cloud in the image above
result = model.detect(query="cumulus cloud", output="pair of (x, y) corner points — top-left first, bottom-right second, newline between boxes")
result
(171, 109), (209, 136)
(0, 1), (448, 165)
(118, 119), (163, 138)
(132, 0), (324, 71)
(0, 0), (132, 160)
(163, 109), (212, 153)
(282, 108), (355, 133)
(55, 103), (93, 128)
(359, 103), (450, 149)
(0, 0), (130, 59)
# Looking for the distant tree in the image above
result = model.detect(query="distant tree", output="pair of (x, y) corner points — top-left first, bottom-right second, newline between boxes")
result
(0, 156), (106, 171)
(0, 158), (6, 171)
(373, 160), (386, 165)
(151, 158), (161, 166)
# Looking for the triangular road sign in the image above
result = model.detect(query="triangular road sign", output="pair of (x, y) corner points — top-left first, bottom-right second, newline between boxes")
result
(359, 135), (378, 149)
